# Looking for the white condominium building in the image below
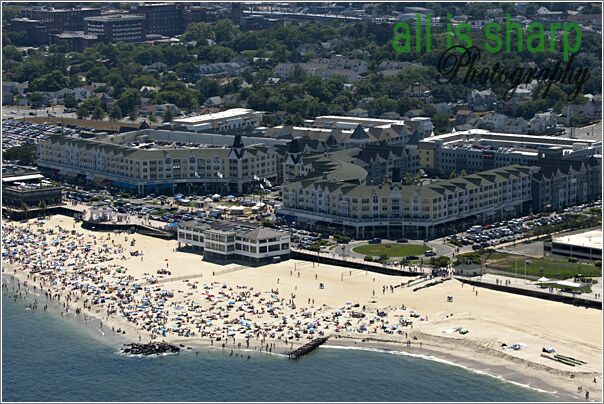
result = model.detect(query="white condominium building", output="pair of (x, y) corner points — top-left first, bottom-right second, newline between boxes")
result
(277, 151), (536, 240)
(37, 130), (284, 195)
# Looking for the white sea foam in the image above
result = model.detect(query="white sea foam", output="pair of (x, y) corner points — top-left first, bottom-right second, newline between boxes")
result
(321, 345), (559, 396)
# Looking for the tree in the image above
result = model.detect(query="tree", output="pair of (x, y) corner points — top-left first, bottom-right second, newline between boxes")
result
(80, 97), (102, 112)
(2, 45), (22, 61)
(196, 77), (219, 100)
(27, 92), (44, 107)
(64, 95), (78, 109)
(92, 106), (105, 120)
(3, 144), (36, 165)
(214, 19), (238, 43)
(117, 88), (140, 115)
(109, 105), (122, 121)
(29, 70), (67, 92)
(76, 105), (90, 119)
(433, 113), (450, 134)
(182, 22), (215, 43)
(163, 107), (173, 123)
(128, 111), (137, 122)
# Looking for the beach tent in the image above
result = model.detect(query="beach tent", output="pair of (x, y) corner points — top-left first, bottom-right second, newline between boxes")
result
(536, 277), (550, 288)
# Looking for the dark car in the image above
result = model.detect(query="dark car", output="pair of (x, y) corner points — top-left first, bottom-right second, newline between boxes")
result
(424, 251), (437, 257)
(406, 255), (419, 260)
(368, 238), (382, 244)
(396, 238), (409, 243)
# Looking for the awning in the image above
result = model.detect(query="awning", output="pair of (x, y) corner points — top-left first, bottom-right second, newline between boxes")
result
(536, 277), (550, 283)
(556, 280), (583, 288)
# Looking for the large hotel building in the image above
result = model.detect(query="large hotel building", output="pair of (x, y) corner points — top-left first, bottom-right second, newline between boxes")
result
(37, 130), (285, 195)
(277, 144), (601, 239)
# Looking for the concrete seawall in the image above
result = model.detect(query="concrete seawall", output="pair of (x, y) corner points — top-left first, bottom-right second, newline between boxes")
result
(291, 250), (420, 277)
(457, 277), (602, 310)
(80, 219), (175, 240)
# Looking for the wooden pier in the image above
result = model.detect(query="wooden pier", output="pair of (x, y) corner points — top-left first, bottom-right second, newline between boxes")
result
(287, 336), (329, 359)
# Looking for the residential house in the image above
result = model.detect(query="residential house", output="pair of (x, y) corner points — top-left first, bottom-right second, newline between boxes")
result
(198, 62), (242, 77)
(2, 82), (28, 105)
(204, 96), (223, 108)
(348, 108), (368, 118)
(467, 89), (496, 112)
(142, 62), (168, 73)
(404, 83), (432, 101)
(474, 112), (529, 134)
(529, 112), (558, 135)
(563, 94), (602, 123)
(139, 86), (160, 97)
(275, 63), (296, 78)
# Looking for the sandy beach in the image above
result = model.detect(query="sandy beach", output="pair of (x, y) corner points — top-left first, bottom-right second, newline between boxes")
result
(2, 215), (601, 402)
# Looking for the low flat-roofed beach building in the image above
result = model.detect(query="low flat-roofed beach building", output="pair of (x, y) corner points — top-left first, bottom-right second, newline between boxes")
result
(177, 220), (291, 264)
(551, 230), (603, 261)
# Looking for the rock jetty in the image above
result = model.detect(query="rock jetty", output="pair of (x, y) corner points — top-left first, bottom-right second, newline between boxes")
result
(122, 342), (180, 355)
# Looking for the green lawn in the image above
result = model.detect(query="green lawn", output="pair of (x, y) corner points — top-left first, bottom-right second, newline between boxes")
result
(486, 252), (601, 280)
(353, 243), (429, 258)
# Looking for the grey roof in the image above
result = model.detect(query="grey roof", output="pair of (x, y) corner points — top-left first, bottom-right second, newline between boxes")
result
(240, 227), (284, 240)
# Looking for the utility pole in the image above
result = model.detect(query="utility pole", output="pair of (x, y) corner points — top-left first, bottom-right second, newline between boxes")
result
(524, 255), (527, 284)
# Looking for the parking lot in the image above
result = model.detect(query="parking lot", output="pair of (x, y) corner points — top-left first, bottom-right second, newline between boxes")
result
(446, 200), (602, 250)
(1, 118), (63, 151)
(64, 187), (276, 229)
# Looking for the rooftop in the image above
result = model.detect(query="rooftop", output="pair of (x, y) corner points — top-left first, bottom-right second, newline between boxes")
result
(553, 230), (603, 250)
(85, 14), (145, 22)
(173, 109), (259, 125)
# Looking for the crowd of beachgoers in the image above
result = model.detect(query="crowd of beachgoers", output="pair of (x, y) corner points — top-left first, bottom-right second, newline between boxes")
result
(2, 218), (428, 353)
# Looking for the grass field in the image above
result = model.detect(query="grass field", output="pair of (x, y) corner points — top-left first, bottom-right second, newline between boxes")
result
(353, 243), (428, 258)
(486, 252), (601, 280)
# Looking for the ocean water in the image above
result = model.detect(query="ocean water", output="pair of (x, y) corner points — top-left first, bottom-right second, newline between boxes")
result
(2, 293), (558, 402)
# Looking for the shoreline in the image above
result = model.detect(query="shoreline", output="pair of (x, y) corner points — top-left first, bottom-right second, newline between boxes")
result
(3, 272), (593, 402)
(2, 216), (601, 402)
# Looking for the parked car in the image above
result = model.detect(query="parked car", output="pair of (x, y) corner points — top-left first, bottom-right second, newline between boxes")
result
(396, 238), (408, 243)
(368, 238), (382, 244)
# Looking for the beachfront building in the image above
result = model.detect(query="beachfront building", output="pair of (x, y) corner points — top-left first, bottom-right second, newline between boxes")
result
(37, 130), (285, 195)
(172, 108), (263, 133)
(2, 182), (63, 210)
(177, 220), (291, 264)
(277, 147), (536, 239)
(418, 129), (602, 175)
(530, 153), (602, 212)
(2, 182), (63, 219)
(283, 143), (419, 182)
(550, 230), (603, 261)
